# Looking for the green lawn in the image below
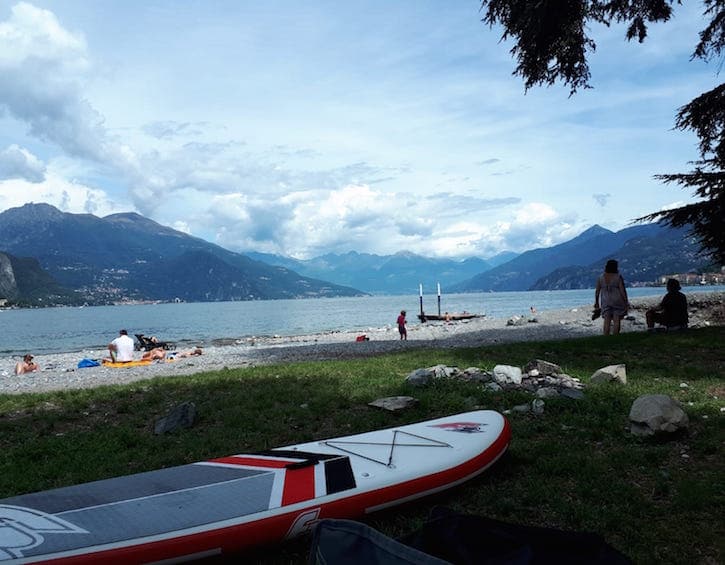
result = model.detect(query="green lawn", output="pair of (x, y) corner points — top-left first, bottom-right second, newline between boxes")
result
(1, 327), (723, 564)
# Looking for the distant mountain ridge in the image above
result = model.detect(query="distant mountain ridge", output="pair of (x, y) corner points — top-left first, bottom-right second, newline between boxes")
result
(0, 203), (365, 304)
(453, 223), (711, 292)
(530, 225), (711, 289)
(0, 251), (80, 306)
(245, 250), (501, 295)
(0, 203), (714, 306)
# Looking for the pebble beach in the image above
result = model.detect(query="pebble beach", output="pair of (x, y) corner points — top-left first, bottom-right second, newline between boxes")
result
(2, 292), (722, 395)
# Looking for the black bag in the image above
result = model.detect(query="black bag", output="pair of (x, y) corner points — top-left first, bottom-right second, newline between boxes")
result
(309, 507), (632, 565)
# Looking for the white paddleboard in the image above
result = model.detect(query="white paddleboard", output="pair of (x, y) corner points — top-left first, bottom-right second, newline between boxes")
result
(0, 410), (510, 563)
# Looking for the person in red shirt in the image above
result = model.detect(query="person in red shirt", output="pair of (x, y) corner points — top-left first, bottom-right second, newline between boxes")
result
(396, 310), (407, 340)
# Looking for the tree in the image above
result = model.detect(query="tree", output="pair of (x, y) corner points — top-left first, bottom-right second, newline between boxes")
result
(480, 0), (725, 264)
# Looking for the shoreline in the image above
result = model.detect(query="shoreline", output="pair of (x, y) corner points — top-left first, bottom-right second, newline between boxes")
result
(1, 292), (722, 395)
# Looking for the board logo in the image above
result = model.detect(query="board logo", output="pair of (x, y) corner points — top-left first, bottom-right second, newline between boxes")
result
(0, 504), (88, 559)
(430, 422), (486, 433)
(285, 508), (321, 539)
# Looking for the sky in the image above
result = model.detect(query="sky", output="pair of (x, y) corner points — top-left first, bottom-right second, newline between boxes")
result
(0, 1), (719, 260)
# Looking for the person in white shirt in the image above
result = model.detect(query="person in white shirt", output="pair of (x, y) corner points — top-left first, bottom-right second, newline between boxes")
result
(108, 329), (135, 362)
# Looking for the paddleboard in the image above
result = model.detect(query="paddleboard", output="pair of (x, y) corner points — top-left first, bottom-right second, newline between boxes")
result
(0, 410), (510, 563)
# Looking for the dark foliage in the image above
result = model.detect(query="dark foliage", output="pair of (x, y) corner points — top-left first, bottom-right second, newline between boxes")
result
(639, 84), (725, 264)
(480, 0), (675, 95)
(481, 0), (724, 263)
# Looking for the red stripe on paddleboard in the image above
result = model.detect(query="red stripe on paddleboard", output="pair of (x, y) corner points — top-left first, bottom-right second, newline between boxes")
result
(210, 456), (292, 468)
(281, 466), (315, 506)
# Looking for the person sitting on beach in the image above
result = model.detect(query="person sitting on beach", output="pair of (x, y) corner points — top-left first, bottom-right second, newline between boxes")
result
(106, 329), (135, 363)
(646, 278), (688, 331)
(141, 347), (166, 361)
(15, 354), (39, 375)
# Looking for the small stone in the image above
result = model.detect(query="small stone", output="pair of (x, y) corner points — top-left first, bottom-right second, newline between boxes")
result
(368, 396), (418, 412)
(591, 364), (627, 385)
(532, 399), (545, 415)
(560, 389), (585, 400)
(536, 387), (559, 399)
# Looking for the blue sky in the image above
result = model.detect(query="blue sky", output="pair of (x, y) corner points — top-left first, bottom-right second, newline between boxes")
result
(0, 1), (719, 259)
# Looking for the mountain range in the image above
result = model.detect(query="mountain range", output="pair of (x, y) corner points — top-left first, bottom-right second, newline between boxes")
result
(0, 203), (364, 305)
(244, 250), (518, 295)
(0, 203), (714, 306)
(452, 223), (711, 292)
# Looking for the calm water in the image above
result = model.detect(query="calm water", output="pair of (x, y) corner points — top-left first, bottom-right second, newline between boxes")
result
(1, 286), (721, 356)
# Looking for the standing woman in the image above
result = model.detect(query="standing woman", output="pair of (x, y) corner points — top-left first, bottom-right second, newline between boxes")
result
(594, 259), (629, 335)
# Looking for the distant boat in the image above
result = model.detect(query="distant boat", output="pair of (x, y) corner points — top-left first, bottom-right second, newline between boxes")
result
(418, 312), (482, 322)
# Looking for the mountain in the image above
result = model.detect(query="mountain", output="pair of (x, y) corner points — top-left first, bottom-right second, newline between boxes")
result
(486, 251), (519, 268)
(0, 203), (365, 303)
(245, 250), (494, 294)
(451, 223), (710, 292)
(0, 251), (82, 306)
(530, 225), (712, 289)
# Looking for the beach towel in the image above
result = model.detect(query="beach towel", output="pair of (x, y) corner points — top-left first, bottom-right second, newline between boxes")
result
(77, 358), (100, 368)
(102, 360), (153, 368)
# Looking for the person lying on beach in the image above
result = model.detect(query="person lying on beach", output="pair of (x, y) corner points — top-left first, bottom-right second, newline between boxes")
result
(141, 347), (167, 361)
(176, 347), (203, 358)
(15, 354), (39, 375)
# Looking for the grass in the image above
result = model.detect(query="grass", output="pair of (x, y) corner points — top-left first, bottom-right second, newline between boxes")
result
(1, 327), (723, 564)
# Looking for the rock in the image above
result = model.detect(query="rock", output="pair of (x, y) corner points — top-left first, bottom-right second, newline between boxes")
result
(532, 399), (545, 415)
(154, 401), (197, 435)
(405, 368), (434, 387)
(629, 394), (689, 437)
(506, 316), (526, 326)
(590, 364), (627, 385)
(368, 396), (418, 412)
(512, 404), (530, 413)
(493, 364), (522, 386)
(560, 388), (585, 400)
(460, 368), (492, 383)
(536, 387), (560, 399)
(557, 374), (583, 389)
(523, 359), (562, 376)
(484, 382), (503, 392)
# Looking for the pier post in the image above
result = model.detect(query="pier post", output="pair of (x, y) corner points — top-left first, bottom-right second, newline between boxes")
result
(419, 284), (424, 321)
(437, 282), (441, 317)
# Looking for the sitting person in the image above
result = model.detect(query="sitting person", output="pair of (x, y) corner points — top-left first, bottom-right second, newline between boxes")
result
(646, 278), (688, 330)
(106, 329), (135, 362)
(15, 354), (39, 375)
(141, 347), (166, 361)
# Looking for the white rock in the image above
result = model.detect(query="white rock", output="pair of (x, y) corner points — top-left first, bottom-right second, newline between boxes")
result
(493, 364), (523, 385)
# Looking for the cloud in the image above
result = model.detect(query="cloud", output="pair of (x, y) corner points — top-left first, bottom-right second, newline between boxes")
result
(0, 144), (45, 182)
(152, 182), (583, 260)
(0, 2), (113, 162)
(142, 121), (205, 139)
(476, 158), (500, 166)
(0, 173), (122, 217)
(593, 192), (611, 206)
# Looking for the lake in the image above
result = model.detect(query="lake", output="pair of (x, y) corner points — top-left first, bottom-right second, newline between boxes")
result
(1, 286), (722, 356)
